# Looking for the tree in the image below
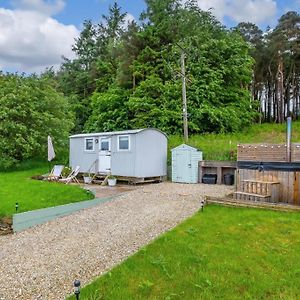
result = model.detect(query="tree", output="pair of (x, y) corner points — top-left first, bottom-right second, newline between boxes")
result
(84, 86), (130, 132)
(269, 11), (300, 120)
(233, 22), (265, 118)
(234, 11), (300, 123)
(57, 1), (128, 133)
(0, 74), (73, 168)
(129, 1), (255, 134)
(59, 0), (256, 135)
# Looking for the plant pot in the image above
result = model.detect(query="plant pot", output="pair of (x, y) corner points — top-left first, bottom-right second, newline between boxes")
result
(83, 176), (92, 184)
(108, 178), (117, 186)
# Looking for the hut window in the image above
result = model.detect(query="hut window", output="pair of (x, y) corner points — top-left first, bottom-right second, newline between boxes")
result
(118, 135), (130, 151)
(100, 138), (110, 151)
(85, 138), (94, 151)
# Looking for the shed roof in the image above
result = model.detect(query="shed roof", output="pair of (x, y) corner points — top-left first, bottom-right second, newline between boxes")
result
(69, 128), (167, 138)
(171, 144), (201, 152)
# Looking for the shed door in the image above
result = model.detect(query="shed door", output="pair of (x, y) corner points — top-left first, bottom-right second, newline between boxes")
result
(174, 151), (192, 183)
(99, 137), (111, 173)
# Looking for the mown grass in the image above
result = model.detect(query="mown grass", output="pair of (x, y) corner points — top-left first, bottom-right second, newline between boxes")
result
(0, 161), (94, 218)
(169, 121), (300, 161)
(68, 204), (300, 300)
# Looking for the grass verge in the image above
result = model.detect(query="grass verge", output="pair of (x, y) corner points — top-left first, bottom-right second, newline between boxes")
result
(169, 121), (300, 160)
(68, 204), (300, 299)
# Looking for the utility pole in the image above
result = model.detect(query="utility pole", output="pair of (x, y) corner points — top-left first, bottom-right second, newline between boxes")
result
(181, 50), (188, 142)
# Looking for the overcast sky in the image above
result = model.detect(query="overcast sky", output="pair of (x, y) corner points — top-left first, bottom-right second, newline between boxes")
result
(0, 0), (299, 73)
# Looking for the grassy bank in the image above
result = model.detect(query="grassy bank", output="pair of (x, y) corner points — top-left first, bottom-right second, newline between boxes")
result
(169, 121), (300, 160)
(0, 163), (93, 218)
(68, 204), (300, 299)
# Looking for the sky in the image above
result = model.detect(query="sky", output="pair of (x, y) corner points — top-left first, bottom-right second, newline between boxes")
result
(0, 0), (299, 73)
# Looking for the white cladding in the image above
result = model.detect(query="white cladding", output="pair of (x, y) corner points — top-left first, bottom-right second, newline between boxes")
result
(69, 128), (167, 178)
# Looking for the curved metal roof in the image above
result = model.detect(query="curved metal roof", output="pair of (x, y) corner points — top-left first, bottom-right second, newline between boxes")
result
(69, 128), (167, 138)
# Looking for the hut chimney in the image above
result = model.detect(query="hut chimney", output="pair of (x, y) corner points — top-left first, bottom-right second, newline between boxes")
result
(287, 117), (292, 162)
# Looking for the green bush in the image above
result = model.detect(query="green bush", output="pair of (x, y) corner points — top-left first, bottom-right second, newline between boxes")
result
(0, 74), (74, 169)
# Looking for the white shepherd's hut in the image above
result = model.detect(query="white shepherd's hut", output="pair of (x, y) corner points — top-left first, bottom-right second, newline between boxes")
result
(69, 128), (167, 181)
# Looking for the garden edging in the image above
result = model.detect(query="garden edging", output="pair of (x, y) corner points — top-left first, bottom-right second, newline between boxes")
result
(12, 196), (119, 232)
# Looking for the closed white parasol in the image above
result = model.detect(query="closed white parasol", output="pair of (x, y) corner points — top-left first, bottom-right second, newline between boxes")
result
(47, 135), (56, 162)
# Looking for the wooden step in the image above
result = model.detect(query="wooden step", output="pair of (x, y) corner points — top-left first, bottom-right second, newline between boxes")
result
(240, 179), (280, 202)
(234, 191), (271, 202)
(92, 179), (104, 184)
(241, 180), (277, 195)
(242, 179), (280, 184)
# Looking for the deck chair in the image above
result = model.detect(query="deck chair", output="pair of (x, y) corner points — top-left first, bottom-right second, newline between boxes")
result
(59, 166), (80, 184)
(45, 165), (64, 181)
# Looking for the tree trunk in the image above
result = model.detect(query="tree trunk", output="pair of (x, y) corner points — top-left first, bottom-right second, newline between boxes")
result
(277, 55), (284, 123)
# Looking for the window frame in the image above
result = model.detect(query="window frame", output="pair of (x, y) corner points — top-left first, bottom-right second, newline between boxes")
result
(117, 135), (130, 151)
(99, 137), (111, 152)
(84, 137), (95, 152)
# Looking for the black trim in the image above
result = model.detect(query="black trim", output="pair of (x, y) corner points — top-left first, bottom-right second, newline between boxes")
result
(238, 161), (300, 172)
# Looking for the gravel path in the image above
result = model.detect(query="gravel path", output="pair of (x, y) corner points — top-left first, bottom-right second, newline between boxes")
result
(0, 182), (233, 299)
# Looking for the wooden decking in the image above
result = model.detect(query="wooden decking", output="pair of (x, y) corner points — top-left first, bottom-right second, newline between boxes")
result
(89, 174), (166, 185)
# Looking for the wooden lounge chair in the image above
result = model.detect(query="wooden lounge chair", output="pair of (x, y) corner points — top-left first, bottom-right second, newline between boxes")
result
(45, 165), (64, 181)
(59, 166), (80, 184)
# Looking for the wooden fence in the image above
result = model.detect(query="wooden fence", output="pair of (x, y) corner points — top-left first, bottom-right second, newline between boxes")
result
(235, 143), (300, 205)
(237, 143), (300, 162)
(292, 144), (300, 162)
(236, 168), (300, 205)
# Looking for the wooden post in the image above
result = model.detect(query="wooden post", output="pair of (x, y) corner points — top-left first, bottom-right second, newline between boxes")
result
(287, 117), (292, 162)
(181, 50), (188, 142)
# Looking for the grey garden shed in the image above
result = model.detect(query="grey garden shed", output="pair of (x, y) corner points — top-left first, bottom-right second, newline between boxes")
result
(171, 144), (203, 184)
(69, 128), (168, 180)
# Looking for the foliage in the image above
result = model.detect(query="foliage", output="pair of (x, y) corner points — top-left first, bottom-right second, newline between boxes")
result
(2, 1), (298, 166)
(0, 165), (93, 218)
(0, 74), (73, 169)
(68, 205), (300, 299)
(84, 86), (130, 132)
(57, 2), (128, 133)
(58, 0), (256, 135)
(234, 11), (300, 123)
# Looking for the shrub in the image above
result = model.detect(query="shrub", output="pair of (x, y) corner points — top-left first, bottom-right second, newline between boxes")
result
(0, 74), (73, 169)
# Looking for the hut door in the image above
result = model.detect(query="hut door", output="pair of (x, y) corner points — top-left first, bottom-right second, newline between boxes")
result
(99, 137), (111, 173)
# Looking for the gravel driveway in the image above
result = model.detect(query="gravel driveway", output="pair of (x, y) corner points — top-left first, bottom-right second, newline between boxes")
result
(0, 182), (233, 299)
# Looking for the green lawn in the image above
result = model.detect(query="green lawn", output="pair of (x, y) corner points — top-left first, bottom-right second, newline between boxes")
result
(0, 165), (94, 218)
(70, 205), (300, 300)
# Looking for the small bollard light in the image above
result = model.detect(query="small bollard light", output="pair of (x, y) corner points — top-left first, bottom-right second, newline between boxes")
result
(15, 202), (19, 213)
(74, 279), (81, 300)
(200, 199), (205, 212)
